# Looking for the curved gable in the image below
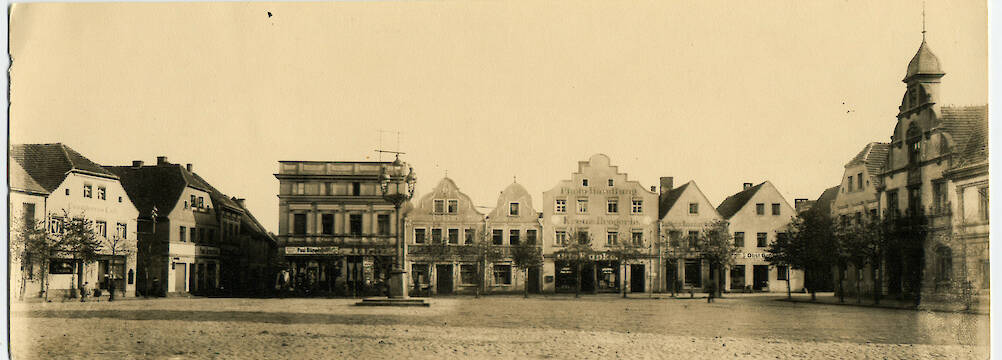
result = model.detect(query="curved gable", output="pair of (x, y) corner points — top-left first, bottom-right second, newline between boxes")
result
(487, 182), (540, 224)
(409, 177), (484, 222)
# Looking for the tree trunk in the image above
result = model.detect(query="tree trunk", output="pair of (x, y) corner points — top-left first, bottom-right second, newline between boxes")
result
(622, 264), (628, 298)
(575, 262), (581, 298)
(42, 259), (49, 301)
(523, 268), (529, 299)
(591, 264), (597, 295)
(670, 263), (676, 297)
(837, 264), (845, 303)
(786, 267), (791, 300)
(475, 261), (481, 299)
(873, 261), (881, 305)
(856, 267), (862, 304)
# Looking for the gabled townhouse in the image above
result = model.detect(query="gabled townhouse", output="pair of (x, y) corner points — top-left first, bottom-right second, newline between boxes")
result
(830, 143), (889, 298)
(485, 182), (543, 294)
(656, 177), (723, 293)
(404, 177), (486, 295)
(716, 181), (803, 292)
(540, 154), (659, 294)
(11, 143), (140, 299)
(105, 157), (222, 296)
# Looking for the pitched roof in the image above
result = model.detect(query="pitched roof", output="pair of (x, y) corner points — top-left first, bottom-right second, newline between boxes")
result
(808, 186), (840, 217)
(658, 182), (690, 219)
(846, 142), (890, 178)
(9, 160), (49, 195)
(10, 143), (118, 192)
(235, 199), (277, 246)
(191, 172), (242, 212)
(105, 164), (187, 217)
(715, 182), (765, 219)
(940, 105), (989, 169)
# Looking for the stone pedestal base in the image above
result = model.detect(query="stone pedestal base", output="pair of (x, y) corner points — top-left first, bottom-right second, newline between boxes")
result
(388, 269), (409, 299)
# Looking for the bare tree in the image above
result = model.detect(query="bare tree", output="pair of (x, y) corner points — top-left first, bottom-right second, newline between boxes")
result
(10, 216), (49, 300)
(696, 219), (738, 300)
(552, 230), (594, 298)
(659, 223), (693, 297)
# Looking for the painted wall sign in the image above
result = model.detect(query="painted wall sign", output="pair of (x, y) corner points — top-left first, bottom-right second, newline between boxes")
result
(560, 188), (638, 196)
(285, 246), (394, 256)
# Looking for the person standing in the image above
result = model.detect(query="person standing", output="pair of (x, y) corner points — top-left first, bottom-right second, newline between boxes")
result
(80, 282), (89, 302)
(108, 275), (117, 302)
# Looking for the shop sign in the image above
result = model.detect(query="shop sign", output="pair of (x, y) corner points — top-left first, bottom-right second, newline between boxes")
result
(560, 188), (638, 195)
(554, 251), (617, 261)
(569, 218), (646, 226)
(741, 253), (767, 260)
(285, 246), (394, 256)
(196, 246), (220, 257)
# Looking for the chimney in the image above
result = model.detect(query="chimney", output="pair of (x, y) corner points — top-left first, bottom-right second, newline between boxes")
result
(659, 177), (674, 194)
(743, 182), (753, 190)
(233, 197), (246, 208)
(156, 156), (168, 166)
(186, 163), (193, 172)
(131, 160), (144, 168)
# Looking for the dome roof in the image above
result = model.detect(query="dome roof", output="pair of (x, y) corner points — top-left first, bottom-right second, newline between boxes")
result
(904, 40), (944, 80)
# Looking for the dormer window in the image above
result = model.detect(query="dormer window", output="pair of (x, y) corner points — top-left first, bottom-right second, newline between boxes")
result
(582, 179), (589, 187)
(434, 199), (445, 213)
(447, 200), (458, 214)
(509, 202), (520, 216)
(608, 179), (614, 186)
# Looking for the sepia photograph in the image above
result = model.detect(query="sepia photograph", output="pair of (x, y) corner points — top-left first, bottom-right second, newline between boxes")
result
(6, 0), (993, 358)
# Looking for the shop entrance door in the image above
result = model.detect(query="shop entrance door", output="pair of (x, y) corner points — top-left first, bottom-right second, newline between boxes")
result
(527, 266), (541, 294)
(580, 263), (596, 293)
(730, 265), (746, 290)
(435, 264), (453, 294)
(174, 263), (186, 293)
(753, 265), (769, 291)
(630, 264), (645, 292)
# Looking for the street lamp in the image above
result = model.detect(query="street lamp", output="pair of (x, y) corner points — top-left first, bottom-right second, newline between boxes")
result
(379, 155), (416, 298)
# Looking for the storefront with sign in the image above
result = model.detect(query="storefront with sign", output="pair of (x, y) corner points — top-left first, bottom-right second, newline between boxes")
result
(167, 242), (220, 295)
(283, 245), (394, 296)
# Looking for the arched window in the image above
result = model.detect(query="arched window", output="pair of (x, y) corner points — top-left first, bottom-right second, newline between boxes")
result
(936, 246), (953, 282)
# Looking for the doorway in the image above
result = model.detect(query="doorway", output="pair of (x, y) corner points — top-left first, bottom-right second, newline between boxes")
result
(630, 264), (645, 293)
(580, 263), (596, 293)
(730, 265), (746, 290)
(753, 265), (769, 291)
(435, 264), (453, 295)
(174, 263), (186, 293)
(527, 266), (541, 294)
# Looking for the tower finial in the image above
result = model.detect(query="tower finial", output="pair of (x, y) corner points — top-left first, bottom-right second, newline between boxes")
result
(922, 0), (927, 41)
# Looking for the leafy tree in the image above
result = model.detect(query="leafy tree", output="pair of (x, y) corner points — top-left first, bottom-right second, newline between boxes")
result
(100, 230), (133, 301)
(510, 240), (543, 299)
(607, 241), (644, 298)
(552, 230), (595, 298)
(764, 230), (796, 299)
(695, 219), (738, 299)
(769, 209), (837, 301)
(58, 214), (102, 298)
(454, 227), (503, 298)
(659, 223), (693, 297)
(10, 216), (49, 300)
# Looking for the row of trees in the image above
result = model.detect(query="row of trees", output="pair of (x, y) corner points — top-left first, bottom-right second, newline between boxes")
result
(11, 211), (132, 301)
(765, 208), (929, 305)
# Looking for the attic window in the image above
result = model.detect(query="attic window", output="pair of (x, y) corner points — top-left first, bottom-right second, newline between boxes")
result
(582, 179), (589, 187)
(65, 189), (70, 196)
(118, 196), (122, 203)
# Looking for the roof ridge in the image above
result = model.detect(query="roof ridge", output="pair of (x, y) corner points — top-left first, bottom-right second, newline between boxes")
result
(57, 143), (75, 169)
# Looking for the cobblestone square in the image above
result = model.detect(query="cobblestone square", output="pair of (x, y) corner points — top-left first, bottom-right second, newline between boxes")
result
(11, 294), (989, 359)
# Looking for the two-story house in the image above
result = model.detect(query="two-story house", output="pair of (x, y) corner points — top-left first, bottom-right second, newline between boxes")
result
(11, 143), (140, 299)
(657, 177), (723, 293)
(716, 181), (802, 292)
(485, 182), (544, 294)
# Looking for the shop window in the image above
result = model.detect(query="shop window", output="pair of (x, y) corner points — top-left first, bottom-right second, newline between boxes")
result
(607, 198), (618, 213)
(448, 229), (460, 245)
(777, 266), (789, 281)
(448, 200), (459, 214)
(492, 229), (503, 245)
(772, 203), (780, 216)
(460, 264), (477, 285)
(493, 264), (512, 285)
(526, 229), (537, 245)
(49, 259), (75, 274)
(555, 199), (567, 213)
(756, 203), (765, 215)
(684, 260), (701, 287)
(756, 232), (768, 247)
(377, 214), (390, 236)
(432, 229), (443, 244)
(733, 232), (744, 247)
(464, 229), (475, 245)
(322, 214), (335, 235)
(434, 200), (445, 214)
(349, 214), (363, 235)
(509, 202), (520, 216)
(577, 199), (588, 213)
(414, 228), (426, 244)
(509, 230), (520, 245)
(632, 200), (643, 214)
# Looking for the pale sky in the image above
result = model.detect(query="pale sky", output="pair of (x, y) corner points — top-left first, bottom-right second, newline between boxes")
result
(9, 0), (988, 234)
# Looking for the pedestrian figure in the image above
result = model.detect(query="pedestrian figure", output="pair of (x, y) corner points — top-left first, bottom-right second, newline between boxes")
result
(151, 277), (161, 297)
(108, 276), (117, 302)
(80, 282), (89, 302)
